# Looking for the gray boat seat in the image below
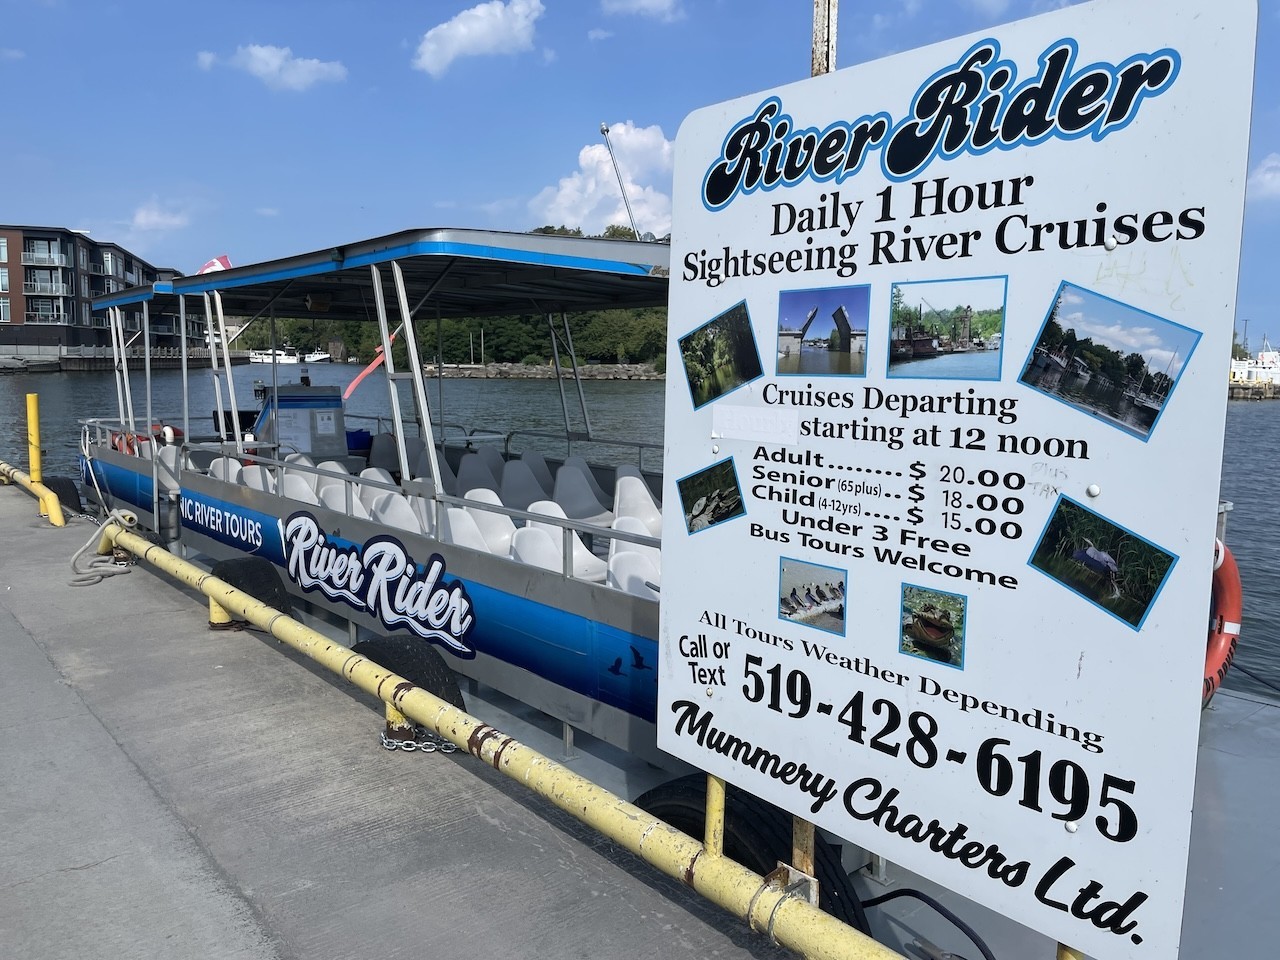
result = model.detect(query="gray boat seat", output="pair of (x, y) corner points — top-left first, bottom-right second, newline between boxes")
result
(411, 448), (456, 497)
(528, 500), (607, 582)
(156, 445), (183, 494)
(367, 433), (399, 474)
(441, 507), (490, 553)
(519, 450), (555, 497)
(607, 551), (661, 599)
(314, 460), (351, 496)
(465, 488), (517, 555)
(137, 441), (155, 460)
(613, 475), (662, 537)
(475, 444), (506, 482)
(562, 455), (611, 504)
(553, 464), (615, 528)
(510, 527), (562, 572)
(455, 453), (500, 499)
(208, 456), (243, 484)
(499, 459), (548, 513)
(403, 437), (426, 469)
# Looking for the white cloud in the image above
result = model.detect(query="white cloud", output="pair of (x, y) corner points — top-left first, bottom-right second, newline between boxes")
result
(587, 28), (612, 41)
(529, 121), (673, 237)
(601, 0), (683, 21)
(964, 0), (1011, 16)
(412, 0), (544, 79)
(195, 50), (216, 70)
(0, 48), (25, 61)
(255, 207), (279, 217)
(228, 44), (347, 92)
(1247, 153), (1280, 200)
(131, 199), (189, 232)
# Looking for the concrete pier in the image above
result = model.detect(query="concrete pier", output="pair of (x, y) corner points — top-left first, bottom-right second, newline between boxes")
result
(0, 490), (785, 960)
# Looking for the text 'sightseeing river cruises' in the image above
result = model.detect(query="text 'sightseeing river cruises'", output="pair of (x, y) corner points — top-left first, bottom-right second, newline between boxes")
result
(659, 2), (1256, 957)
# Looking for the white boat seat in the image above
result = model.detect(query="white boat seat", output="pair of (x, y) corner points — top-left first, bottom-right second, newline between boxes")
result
(281, 473), (321, 505)
(614, 463), (659, 505)
(465, 488), (517, 555)
(455, 453), (500, 498)
(358, 467), (395, 511)
(284, 452), (315, 468)
(500, 459), (548, 513)
(609, 514), (661, 571)
(242, 464), (277, 493)
(510, 527), (563, 573)
(475, 444), (506, 482)
(137, 441), (155, 460)
(371, 491), (424, 535)
(314, 460), (351, 496)
(607, 551), (661, 599)
(208, 456), (242, 484)
(613, 475), (662, 537)
(442, 507), (491, 552)
(156, 445), (182, 494)
(563, 455), (611, 505)
(519, 450), (555, 497)
(528, 500), (608, 582)
(319, 483), (371, 519)
(407, 494), (437, 537)
(552, 464), (615, 528)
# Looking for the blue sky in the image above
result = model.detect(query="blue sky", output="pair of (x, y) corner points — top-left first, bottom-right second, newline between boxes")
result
(4, 0), (1276, 336)
(1055, 283), (1200, 379)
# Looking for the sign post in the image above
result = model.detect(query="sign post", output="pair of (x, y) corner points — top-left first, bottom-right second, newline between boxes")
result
(659, 2), (1256, 957)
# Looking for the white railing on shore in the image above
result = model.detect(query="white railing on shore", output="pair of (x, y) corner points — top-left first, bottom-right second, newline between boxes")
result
(60, 345), (252, 361)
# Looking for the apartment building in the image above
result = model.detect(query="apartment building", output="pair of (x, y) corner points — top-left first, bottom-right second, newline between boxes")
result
(0, 225), (198, 355)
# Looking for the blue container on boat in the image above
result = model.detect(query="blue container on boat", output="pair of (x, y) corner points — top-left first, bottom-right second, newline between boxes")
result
(346, 428), (372, 454)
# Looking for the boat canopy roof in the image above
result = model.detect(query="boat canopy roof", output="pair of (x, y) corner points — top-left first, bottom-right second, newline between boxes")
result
(92, 227), (670, 320)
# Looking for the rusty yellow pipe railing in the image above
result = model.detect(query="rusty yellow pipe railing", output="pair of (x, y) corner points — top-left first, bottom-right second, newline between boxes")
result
(0, 459), (66, 527)
(98, 520), (903, 960)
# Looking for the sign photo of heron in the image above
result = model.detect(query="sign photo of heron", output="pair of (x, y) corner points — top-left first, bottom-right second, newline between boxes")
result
(776, 283), (870, 377)
(887, 276), (1006, 381)
(676, 458), (746, 534)
(1019, 281), (1201, 441)
(1029, 496), (1177, 629)
(778, 557), (847, 636)
(900, 583), (967, 669)
(679, 300), (764, 410)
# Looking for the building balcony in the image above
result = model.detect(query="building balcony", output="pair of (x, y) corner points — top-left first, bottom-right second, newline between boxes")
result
(24, 281), (72, 297)
(21, 252), (69, 267)
(24, 313), (68, 325)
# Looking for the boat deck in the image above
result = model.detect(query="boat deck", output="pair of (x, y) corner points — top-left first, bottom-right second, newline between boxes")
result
(1, 486), (1276, 960)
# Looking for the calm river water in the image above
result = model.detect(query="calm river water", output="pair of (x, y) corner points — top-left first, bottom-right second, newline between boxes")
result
(1, 365), (1275, 699)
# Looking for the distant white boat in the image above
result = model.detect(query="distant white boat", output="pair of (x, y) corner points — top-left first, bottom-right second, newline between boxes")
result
(249, 347), (300, 364)
(304, 350), (332, 363)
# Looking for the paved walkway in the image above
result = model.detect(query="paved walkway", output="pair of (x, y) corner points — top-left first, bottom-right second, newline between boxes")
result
(0, 488), (786, 960)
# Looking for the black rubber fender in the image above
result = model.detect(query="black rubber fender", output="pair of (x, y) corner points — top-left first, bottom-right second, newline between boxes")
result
(634, 773), (869, 932)
(351, 633), (467, 712)
(210, 556), (293, 616)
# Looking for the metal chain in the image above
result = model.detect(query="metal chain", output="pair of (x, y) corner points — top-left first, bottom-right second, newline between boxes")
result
(379, 725), (458, 754)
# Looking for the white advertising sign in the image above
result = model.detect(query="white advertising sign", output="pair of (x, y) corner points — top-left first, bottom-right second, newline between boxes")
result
(659, 2), (1255, 957)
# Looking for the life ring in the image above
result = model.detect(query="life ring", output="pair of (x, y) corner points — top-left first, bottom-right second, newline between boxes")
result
(112, 431), (138, 455)
(1203, 539), (1242, 708)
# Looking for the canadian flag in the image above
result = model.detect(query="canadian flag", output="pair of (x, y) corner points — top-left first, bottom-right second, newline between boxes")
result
(196, 255), (232, 275)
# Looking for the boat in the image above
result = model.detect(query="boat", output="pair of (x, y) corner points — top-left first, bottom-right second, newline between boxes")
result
(83, 228), (672, 767)
(249, 346), (300, 364)
(304, 350), (333, 363)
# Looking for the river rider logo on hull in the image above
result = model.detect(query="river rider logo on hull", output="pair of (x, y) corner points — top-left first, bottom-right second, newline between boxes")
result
(280, 512), (476, 656)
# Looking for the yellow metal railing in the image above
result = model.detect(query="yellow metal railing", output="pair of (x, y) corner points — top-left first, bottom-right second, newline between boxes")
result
(0, 393), (65, 527)
(95, 518), (902, 960)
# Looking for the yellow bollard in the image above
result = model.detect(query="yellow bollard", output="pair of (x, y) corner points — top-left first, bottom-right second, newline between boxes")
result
(26, 393), (42, 484)
(1056, 945), (1085, 960)
(705, 773), (726, 858)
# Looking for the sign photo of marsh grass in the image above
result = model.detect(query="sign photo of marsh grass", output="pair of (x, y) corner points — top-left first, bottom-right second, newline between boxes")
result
(679, 301), (764, 409)
(1028, 496), (1177, 629)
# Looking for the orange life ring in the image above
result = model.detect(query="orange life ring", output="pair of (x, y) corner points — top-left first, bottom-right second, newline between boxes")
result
(1203, 540), (1242, 708)
(112, 431), (138, 455)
